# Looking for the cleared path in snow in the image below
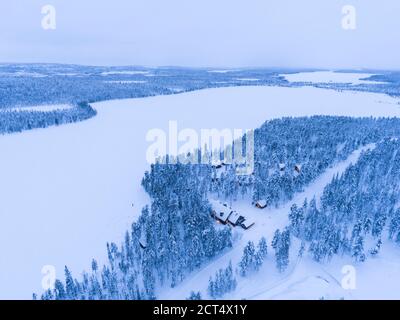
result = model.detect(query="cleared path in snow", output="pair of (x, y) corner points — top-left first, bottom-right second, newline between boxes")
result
(0, 85), (399, 299)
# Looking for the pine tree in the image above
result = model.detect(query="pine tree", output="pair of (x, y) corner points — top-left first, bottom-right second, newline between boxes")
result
(54, 280), (66, 300)
(187, 291), (202, 300)
(369, 238), (382, 257)
(389, 209), (400, 239)
(224, 262), (237, 292)
(273, 228), (290, 272)
(289, 204), (304, 236)
(253, 237), (268, 271)
(352, 234), (366, 262)
(208, 277), (215, 299)
(239, 241), (256, 276)
(64, 266), (76, 299)
(272, 230), (281, 250)
(208, 263), (237, 299)
(257, 237), (268, 258)
(298, 241), (306, 258)
(91, 259), (98, 273)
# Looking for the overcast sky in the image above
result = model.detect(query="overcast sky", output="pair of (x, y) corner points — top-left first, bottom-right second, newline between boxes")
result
(1, 0), (399, 69)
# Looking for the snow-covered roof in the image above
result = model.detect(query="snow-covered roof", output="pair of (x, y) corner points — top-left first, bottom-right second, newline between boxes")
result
(211, 201), (232, 222)
(256, 200), (267, 207)
(228, 211), (243, 225)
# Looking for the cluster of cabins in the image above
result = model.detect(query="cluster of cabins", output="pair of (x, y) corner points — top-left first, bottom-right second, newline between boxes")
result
(210, 201), (255, 230)
(212, 160), (302, 177)
(209, 161), (303, 230)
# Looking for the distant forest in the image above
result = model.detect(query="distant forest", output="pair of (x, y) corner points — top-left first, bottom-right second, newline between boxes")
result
(1, 64), (399, 135)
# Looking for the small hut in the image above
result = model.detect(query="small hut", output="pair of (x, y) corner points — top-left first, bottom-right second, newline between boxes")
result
(255, 200), (268, 209)
(240, 218), (255, 230)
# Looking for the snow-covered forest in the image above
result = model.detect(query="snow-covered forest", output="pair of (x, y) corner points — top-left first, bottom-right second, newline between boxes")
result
(36, 115), (400, 300)
(2, 65), (400, 300)
(1, 64), (399, 136)
(3, 0), (400, 304)
(291, 138), (400, 263)
(0, 102), (96, 134)
(0, 64), (288, 135)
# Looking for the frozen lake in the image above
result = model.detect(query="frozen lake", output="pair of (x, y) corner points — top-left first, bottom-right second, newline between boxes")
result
(282, 71), (386, 85)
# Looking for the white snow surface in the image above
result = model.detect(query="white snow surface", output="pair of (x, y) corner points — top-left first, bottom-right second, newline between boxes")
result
(282, 71), (386, 85)
(235, 78), (260, 82)
(0, 84), (400, 299)
(104, 80), (147, 84)
(208, 70), (239, 74)
(100, 71), (150, 76)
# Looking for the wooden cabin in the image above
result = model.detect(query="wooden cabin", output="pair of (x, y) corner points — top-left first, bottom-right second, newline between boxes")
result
(227, 211), (246, 227)
(255, 200), (267, 209)
(211, 202), (233, 224)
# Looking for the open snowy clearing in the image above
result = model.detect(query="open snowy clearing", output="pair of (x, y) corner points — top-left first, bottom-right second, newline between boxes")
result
(0, 85), (400, 299)
(282, 71), (386, 85)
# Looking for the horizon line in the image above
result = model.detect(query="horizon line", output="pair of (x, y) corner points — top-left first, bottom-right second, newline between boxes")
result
(0, 62), (399, 73)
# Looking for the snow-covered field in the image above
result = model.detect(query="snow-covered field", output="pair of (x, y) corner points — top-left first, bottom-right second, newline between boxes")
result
(282, 71), (386, 85)
(1, 82), (400, 299)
